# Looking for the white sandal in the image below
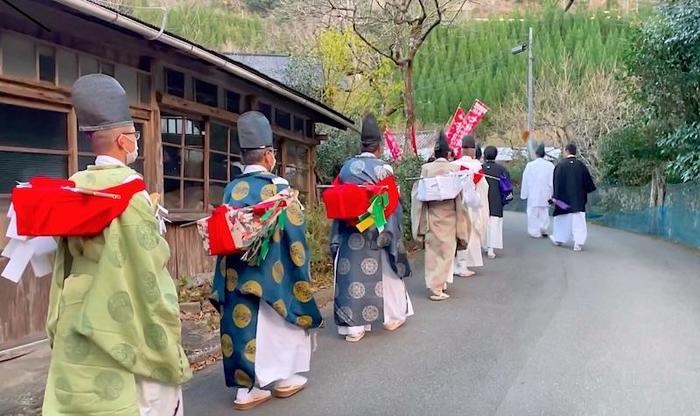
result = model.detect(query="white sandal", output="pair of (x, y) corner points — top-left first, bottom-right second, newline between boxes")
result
(430, 292), (450, 301)
(345, 332), (366, 342)
(234, 387), (272, 411)
(384, 319), (406, 331)
(273, 375), (307, 398)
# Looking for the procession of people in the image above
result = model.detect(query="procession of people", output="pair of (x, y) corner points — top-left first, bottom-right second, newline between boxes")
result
(1, 74), (598, 414)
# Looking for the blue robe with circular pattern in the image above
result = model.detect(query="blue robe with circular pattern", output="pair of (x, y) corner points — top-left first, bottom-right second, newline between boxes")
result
(209, 171), (323, 389)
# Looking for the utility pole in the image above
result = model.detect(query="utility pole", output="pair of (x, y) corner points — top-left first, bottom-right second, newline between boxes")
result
(526, 26), (536, 160)
(511, 27), (536, 160)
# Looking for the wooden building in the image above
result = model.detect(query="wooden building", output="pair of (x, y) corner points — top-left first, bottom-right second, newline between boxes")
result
(0, 0), (353, 351)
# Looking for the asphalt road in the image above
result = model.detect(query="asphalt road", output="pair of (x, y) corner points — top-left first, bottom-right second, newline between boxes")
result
(184, 212), (700, 416)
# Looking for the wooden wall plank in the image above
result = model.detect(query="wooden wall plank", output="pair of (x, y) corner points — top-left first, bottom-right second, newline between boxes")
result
(164, 223), (179, 282)
(0, 202), (51, 350)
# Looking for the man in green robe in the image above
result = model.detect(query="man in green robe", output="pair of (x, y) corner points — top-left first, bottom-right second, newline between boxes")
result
(210, 111), (323, 410)
(42, 74), (191, 415)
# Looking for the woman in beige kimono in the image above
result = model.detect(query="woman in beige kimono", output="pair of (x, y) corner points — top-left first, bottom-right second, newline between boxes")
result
(411, 132), (470, 301)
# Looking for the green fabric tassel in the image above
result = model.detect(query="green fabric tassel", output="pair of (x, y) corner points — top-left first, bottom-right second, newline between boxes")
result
(370, 192), (389, 232)
(356, 192), (389, 233)
(279, 211), (287, 230)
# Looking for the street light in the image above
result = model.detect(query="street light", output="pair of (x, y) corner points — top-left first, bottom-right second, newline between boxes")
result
(512, 27), (537, 160)
(511, 43), (527, 55)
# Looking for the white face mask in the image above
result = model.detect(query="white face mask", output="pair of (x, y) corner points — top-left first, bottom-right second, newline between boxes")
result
(126, 137), (138, 165)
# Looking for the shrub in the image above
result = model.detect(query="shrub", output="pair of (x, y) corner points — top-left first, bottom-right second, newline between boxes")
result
(315, 129), (360, 184)
(304, 203), (333, 291)
(599, 124), (661, 186)
(391, 154), (425, 242)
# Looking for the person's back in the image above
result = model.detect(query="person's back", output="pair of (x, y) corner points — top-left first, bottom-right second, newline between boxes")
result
(42, 74), (190, 415)
(521, 157), (554, 208)
(481, 146), (509, 258)
(331, 114), (413, 342)
(551, 143), (596, 251)
(482, 160), (508, 217)
(413, 136), (470, 300)
(553, 157), (596, 214)
(211, 112), (322, 410)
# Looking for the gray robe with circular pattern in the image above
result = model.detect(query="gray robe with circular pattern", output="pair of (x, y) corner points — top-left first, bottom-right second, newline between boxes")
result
(330, 154), (412, 329)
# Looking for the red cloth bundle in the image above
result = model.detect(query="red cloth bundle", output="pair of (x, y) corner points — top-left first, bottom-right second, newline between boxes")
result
(197, 192), (292, 257)
(11, 177), (146, 237)
(322, 175), (400, 220)
(206, 205), (237, 256)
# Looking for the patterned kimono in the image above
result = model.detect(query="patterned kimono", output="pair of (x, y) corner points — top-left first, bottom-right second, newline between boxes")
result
(43, 164), (191, 416)
(330, 154), (413, 333)
(411, 159), (470, 292)
(210, 169), (323, 390)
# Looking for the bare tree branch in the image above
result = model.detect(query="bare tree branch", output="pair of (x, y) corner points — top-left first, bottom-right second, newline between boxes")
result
(352, 20), (401, 65)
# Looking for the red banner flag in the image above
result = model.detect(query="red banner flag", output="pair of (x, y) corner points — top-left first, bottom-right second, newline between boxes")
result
(463, 99), (490, 136)
(445, 106), (466, 151)
(410, 124), (417, 154)
(445, 100), (490, 158)
(384, 127), (403, 161)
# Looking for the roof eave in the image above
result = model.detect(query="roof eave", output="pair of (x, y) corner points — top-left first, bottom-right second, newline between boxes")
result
(51, 0), (355, 131)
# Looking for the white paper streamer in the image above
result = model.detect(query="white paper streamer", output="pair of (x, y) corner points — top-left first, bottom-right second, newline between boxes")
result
(1, 205), (57, 283)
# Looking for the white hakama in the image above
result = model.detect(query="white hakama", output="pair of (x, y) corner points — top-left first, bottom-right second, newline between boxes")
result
(552, 212), (588, 246)
(338, 251), (414, 336)
(455, 229), (484, 271)
(255, 300), (311, 387)
(136, 377), (183, 416)
(486, 216), (503, 250)
(527, 206), (550, 238)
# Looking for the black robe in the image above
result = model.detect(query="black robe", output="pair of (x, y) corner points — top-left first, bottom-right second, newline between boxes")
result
(482, 161), (510, 218)
(552, 156), (596, 216)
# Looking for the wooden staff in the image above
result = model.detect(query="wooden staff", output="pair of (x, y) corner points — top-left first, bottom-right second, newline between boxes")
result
(316, 184), (390, 190)
(406, 172), (503, 182)
(179, 221), (198, 228)
(71, 187), (121, 199)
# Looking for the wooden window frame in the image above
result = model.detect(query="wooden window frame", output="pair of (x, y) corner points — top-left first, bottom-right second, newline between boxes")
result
(0, 94), (154, 199)
(275, 109), (291, 130)
(208, 119), (242, 206)
(276, 135), (313, 202)
(37, 44), (57, 85)
(0, 30), (151, 109)
(0, 98), (74, 198)
(164, 67), (186, 99)
(192, 77), (218, 108)
(160, 109), (245, 217)
(225, 89), (241, 114)
(161, 113), (206, 212)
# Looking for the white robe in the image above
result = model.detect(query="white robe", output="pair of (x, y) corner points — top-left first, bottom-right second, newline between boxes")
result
(526, 207), (550, 238)
(520, 158), (555, 238)
(452, 156), (489, 269)
(487, 216), (503, 250)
